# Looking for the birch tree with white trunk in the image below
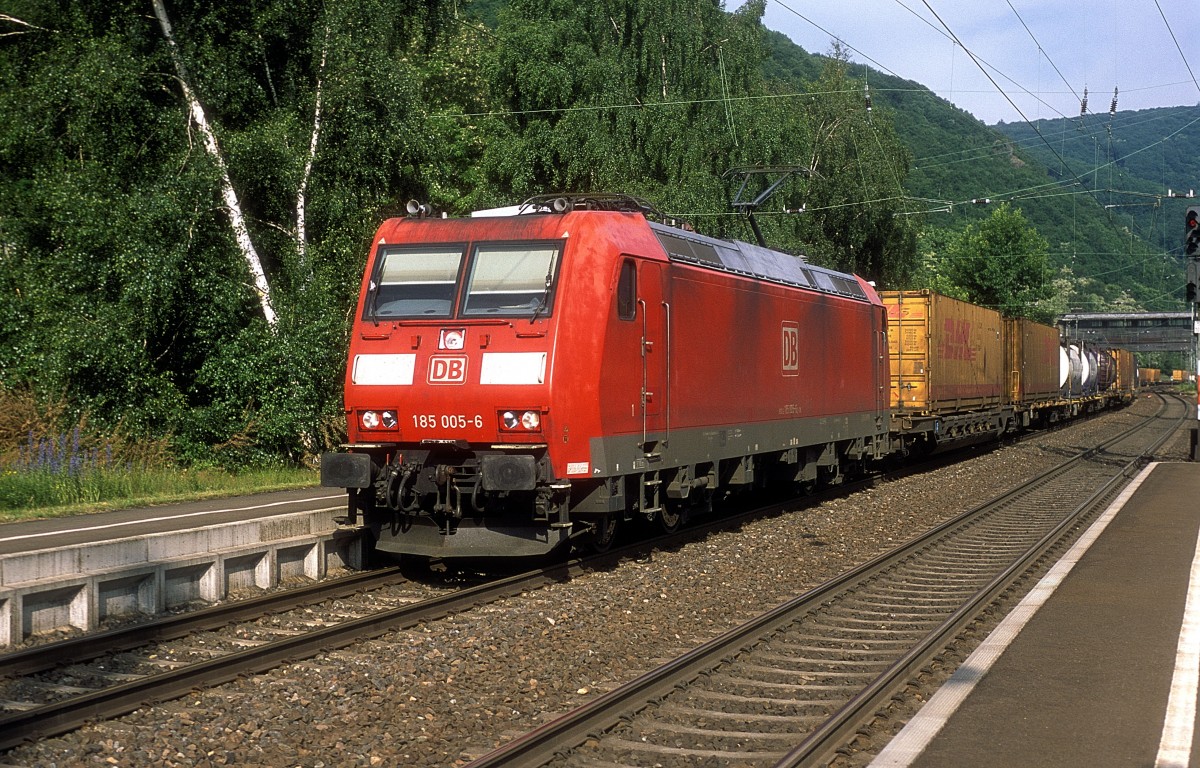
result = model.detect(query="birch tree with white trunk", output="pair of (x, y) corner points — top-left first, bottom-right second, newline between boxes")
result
(151, 0), (278, 328)
(295, 22), (329, 277)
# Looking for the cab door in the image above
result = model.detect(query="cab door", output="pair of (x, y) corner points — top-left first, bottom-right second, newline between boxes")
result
(638, 261), (669, 451)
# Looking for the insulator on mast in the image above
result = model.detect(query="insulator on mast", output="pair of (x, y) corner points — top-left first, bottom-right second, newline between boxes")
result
(1110, 86), (1118, 116)
(1080, 86), (1088, 116)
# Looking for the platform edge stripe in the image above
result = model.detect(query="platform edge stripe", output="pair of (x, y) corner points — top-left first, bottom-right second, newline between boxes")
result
(0, 494), (345, 546)
(1154, 484), (1200, 768)
(868, 462), (1161, 768)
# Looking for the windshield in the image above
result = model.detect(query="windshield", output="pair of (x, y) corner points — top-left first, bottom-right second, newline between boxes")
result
(369, 246), (464, 319)
(461, 244), (561, 317)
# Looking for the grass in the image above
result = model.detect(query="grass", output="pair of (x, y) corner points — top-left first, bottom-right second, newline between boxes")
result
(0, 387), (322, 523)
(0, 465), (320, 523)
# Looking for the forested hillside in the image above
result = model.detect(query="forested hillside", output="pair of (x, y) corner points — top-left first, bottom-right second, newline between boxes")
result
(0, 0), (1188, 468)
(780, 48), (1188, 317)
(993, 105), (1200, 262)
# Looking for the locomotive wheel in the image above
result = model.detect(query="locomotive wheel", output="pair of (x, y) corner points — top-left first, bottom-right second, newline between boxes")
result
(582, 515), (619, 554)
(658, 503), (684, 534)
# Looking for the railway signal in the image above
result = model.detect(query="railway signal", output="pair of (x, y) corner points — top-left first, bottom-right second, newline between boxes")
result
(1187, 207), (1200, 303)
(1187, 207), (1200, 459)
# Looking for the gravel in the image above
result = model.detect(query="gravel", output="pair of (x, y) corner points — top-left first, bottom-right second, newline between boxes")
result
(7, 395), (1187, 768)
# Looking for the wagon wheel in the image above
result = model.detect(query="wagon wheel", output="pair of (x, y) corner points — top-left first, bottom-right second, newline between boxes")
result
(658, 502), (685, 534)
(582, 515), (620, 554)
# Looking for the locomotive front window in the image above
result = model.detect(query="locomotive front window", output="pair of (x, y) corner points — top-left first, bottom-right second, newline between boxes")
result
(462, 243), (562, 317)
(369, 246), (465, 319)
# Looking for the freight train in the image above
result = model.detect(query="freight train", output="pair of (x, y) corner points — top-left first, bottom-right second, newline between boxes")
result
(319, 194), (1136, 560)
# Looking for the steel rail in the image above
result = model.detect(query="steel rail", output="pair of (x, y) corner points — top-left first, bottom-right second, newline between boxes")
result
(0, 566), (409, 679)
(775, 393), (1188, 767)
(0, 556), (593, 750)
(461, 394), (1185, 767)
(0, 474), (849, 751)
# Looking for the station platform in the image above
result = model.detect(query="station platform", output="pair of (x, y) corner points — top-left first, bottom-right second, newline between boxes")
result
(0, 488), (354, 647)
(0, 486), (341, 557)
(872, 461), (1200, 768)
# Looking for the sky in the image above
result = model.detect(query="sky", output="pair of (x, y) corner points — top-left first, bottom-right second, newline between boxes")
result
(738, 0), (1200, 126)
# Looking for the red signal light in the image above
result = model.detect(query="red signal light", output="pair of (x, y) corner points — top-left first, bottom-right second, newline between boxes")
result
(1188, 207), (1200, 256)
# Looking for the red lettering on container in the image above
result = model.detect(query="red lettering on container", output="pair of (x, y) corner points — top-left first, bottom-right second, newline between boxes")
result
(940, 319), (977, 361)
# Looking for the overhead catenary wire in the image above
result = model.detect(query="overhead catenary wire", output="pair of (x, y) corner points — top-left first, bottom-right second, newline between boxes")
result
(1004, 0), (1081, 107)
(1153, 0), (1200, 98)
(443, 1), (1198, 270)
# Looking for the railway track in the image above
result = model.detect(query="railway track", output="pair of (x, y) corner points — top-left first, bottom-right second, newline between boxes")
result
(0, 500), (800, 752)
(0, 426), (1001, 754)
(464, 392), (1188, 768)
(0, 557), (583, 750)
(0, 398), (1166, 755)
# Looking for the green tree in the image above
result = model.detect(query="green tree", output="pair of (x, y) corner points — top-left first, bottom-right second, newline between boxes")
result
(912, 226), (968, 298)
(947, 203), (1052, 318)
(481, 1), (917, 287)
(483, 0), (773, 211)
(0, 1), (465, 463)
(781, 48), (918, 285)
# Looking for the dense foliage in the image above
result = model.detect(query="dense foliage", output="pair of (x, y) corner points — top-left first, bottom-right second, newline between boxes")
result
(944, 204), (1053, 322)
(0, 0), (465, 464)
(0, 0), (1184, 466)
(0, 0), (918, 465)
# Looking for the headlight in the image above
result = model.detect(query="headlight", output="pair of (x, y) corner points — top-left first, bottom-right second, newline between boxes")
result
(500, 409), (542, 431)
(361, 410), (398, 430)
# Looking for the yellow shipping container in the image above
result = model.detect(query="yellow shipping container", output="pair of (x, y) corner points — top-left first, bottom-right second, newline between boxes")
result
(882, 290), (1005, 414)
(1004, 317), (1060, 405)
(1113, 349), (1137, 395)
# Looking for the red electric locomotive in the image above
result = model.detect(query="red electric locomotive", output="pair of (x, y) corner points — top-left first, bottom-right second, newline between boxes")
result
(320, 194), (890, 559)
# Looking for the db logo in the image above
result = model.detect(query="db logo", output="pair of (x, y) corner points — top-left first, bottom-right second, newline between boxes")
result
(428, 356), (468, 384)
(781, 322), (799, 375)
(782, 321), (801, 374)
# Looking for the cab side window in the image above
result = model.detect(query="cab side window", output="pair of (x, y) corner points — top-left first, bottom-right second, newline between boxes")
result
(617, 260), (637, 321)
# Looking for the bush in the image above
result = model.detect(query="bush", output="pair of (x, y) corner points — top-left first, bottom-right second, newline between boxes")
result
(0, 386), (317, 513)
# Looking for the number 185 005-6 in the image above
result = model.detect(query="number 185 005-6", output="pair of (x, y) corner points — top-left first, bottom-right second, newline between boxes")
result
(413, 414), (484, 429)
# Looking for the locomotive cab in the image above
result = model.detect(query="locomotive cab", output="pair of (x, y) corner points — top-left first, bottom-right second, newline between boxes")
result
(322, 201), (666, 559)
